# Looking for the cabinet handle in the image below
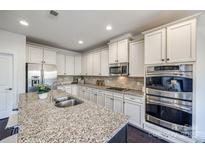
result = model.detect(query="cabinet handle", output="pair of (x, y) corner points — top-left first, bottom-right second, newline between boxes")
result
(167, 58), (170, 61)
(161, 59), (164, 61)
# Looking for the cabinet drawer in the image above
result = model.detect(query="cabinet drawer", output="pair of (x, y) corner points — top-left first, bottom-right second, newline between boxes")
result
(124, 95), (143, 103)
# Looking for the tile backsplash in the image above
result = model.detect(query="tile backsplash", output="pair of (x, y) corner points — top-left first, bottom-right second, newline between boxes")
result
(58, 76), (144, 91)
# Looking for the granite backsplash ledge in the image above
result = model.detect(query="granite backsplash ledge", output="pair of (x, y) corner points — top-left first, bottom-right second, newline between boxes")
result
(58, 76), (144, 91)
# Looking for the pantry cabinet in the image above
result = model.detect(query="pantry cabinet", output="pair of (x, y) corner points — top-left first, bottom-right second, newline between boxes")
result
(129, 41), (144, 77)
(108, 39), (129, 64)
(144, 19), (196, 65)
(56, 53), (66, 75)
(65, 55), (75, 75)
(167, 19), (196, 63)
(144, 28), (166, 65)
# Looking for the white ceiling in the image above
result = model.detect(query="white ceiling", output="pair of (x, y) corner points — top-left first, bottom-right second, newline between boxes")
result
(0, 10), (201, 52)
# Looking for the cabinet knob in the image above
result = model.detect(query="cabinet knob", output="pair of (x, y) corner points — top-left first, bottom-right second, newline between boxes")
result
(167, 58), (170, 61)
(161, 59), (164, 61)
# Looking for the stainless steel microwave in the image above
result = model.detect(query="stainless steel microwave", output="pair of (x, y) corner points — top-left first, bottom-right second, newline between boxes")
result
(109, 63), (129, 76)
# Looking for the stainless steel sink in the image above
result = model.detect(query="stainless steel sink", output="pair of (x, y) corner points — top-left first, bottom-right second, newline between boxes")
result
(54, 96), (84, 107)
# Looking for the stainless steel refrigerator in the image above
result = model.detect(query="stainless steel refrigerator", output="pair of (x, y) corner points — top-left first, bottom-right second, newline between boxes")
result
(26, 63), (57, 92)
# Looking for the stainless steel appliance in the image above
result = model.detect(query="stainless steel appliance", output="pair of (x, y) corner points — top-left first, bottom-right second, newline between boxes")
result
(26, 63), (57, 92)
(145, 64), (193, 137)
(109, 63), (129, 76)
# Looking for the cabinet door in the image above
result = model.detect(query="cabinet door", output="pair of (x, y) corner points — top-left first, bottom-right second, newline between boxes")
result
(84, 91), (90, 101)
(65, 55), (75, 75)
(117, 39), (129, 63)
(145, 28), (166, 65)
(86, 53), (93, 75)
(129, 41), (144, 77)
(105, 95), (114, 111)
(109, 42), (118, 64)
(90, 91), (97, 103)
(81, 54), (87, 75)
(65, 85), (72, 94)
(114, 97), (124, 113)
(92, 52), (101, 76)
(97, 92), (105, 107)
(100, 48), (109, 76)
(71, 85), (78, 96)
(43, 49), (56, 64)
(74, 55), (82, 75)
(28, 45), (43, 63)
(56, 53), (65, 75)
(124, 100), (142, 128)
(167, 19), (196, 63)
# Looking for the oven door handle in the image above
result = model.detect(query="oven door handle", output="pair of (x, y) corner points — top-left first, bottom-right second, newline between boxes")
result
(146, 72), (192, 79)
(146, 99), (192, 113)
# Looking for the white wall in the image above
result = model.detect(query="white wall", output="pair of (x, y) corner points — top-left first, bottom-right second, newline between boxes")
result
(195, 13), (205, 140)
(0, 29), (26, 109)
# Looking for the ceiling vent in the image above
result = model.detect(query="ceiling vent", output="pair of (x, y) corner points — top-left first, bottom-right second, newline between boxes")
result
(50, 10), (59, 16)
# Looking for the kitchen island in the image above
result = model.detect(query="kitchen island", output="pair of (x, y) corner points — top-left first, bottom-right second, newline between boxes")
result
(18, 90), (128, 143)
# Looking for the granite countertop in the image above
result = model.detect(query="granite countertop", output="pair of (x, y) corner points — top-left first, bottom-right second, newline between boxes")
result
(60, 83), (144, 97)
(18, 90), (128, 143)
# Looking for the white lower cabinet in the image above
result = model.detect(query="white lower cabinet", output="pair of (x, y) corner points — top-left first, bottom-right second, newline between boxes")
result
(84, 88), (90, 101)
(97, 91), (105, 107)
(113, 95), (124, 113)
(71, 85), (78, 96)
(105, 94), (114, 111)
(124, 97), (143, 128)
(90, 89), (97, 103)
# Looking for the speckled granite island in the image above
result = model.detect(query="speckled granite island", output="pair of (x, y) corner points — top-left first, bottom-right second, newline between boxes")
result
(18, 90), (128, 143)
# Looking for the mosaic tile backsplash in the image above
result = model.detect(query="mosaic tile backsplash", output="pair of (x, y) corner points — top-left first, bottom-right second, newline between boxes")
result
(58, 76), (144, 91)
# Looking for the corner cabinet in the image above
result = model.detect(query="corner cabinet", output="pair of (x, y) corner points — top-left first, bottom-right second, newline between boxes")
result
(144, 29), (166, 65)
(129, 41), (144, 77)
(144, 19), (196, 65)
(108, 39), (129, 64)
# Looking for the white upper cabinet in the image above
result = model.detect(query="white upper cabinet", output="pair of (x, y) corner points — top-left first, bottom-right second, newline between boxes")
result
(129, 41), (144, 77)
(92, 52), (101, 76)
(81, 54), (87, 75)
(167, 19), (196, 63)
(43, 49), (56, 64)
(117, 39), (129, 63)
(100, 48), (109, 76)
(27, 45), (44, 63)
(144, 28), (166, 65)
(109, 39), (129, 64)
(86, 53), (93, 75)
(74, 55), (81, 75)
(65, 55), (75, 75)
(56, 53), (65, 75)
(108, 42), (118, 64)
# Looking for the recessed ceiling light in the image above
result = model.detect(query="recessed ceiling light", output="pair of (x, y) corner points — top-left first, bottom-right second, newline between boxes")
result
(106, 25), (112, 31)
(19, 20), (29, 26)
(78, 40), (84, 44)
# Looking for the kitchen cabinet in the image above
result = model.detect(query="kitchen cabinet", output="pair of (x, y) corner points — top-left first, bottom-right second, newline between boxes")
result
(65, 55), (75, 75)
(74, 55), (82, 75)
(144, 19), (196, 65)
(167, 19), (196, 63)
(97, 91), (105, 107)
(92, 52), (101, 76)
(86, 53), (93, 75)
(90, 89), (98, 103)
(113, 96), (124, 113)
(65, 85), (72, 94)
(81, 54), (87, 75)
(124, 96), (143, 128)
(84, 88), (91, 101)
(100, 48), (109, 76)
(144, 28), (166, 65)
(108, 42), (118, 64)
(105, 94), (114, 111)
(129, 41), (144, 77)
(27, 45), (56, 64)
(43, 49), (56, 64)
(79, 86), (86, 99)
(71, 85), (79, 96)
(56, 53), (66, 75)
(108, 39), (129, 64)
(27, 45), (44, 63)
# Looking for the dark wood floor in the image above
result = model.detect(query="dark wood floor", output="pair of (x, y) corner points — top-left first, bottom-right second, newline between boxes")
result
(127, 125), (167, 143)
(1, 118), (167, 143)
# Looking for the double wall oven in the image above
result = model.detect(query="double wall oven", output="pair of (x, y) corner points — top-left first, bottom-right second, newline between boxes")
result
(145, 64), (193, 137)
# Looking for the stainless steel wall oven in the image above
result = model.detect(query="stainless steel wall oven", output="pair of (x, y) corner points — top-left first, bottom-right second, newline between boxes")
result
(145, 64), (193, 137)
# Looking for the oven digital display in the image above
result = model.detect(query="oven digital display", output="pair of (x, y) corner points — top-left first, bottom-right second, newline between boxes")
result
(154, 66), (179, 71)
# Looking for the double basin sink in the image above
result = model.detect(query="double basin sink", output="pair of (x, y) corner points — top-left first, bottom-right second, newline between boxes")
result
(54, 96), (84, 107)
